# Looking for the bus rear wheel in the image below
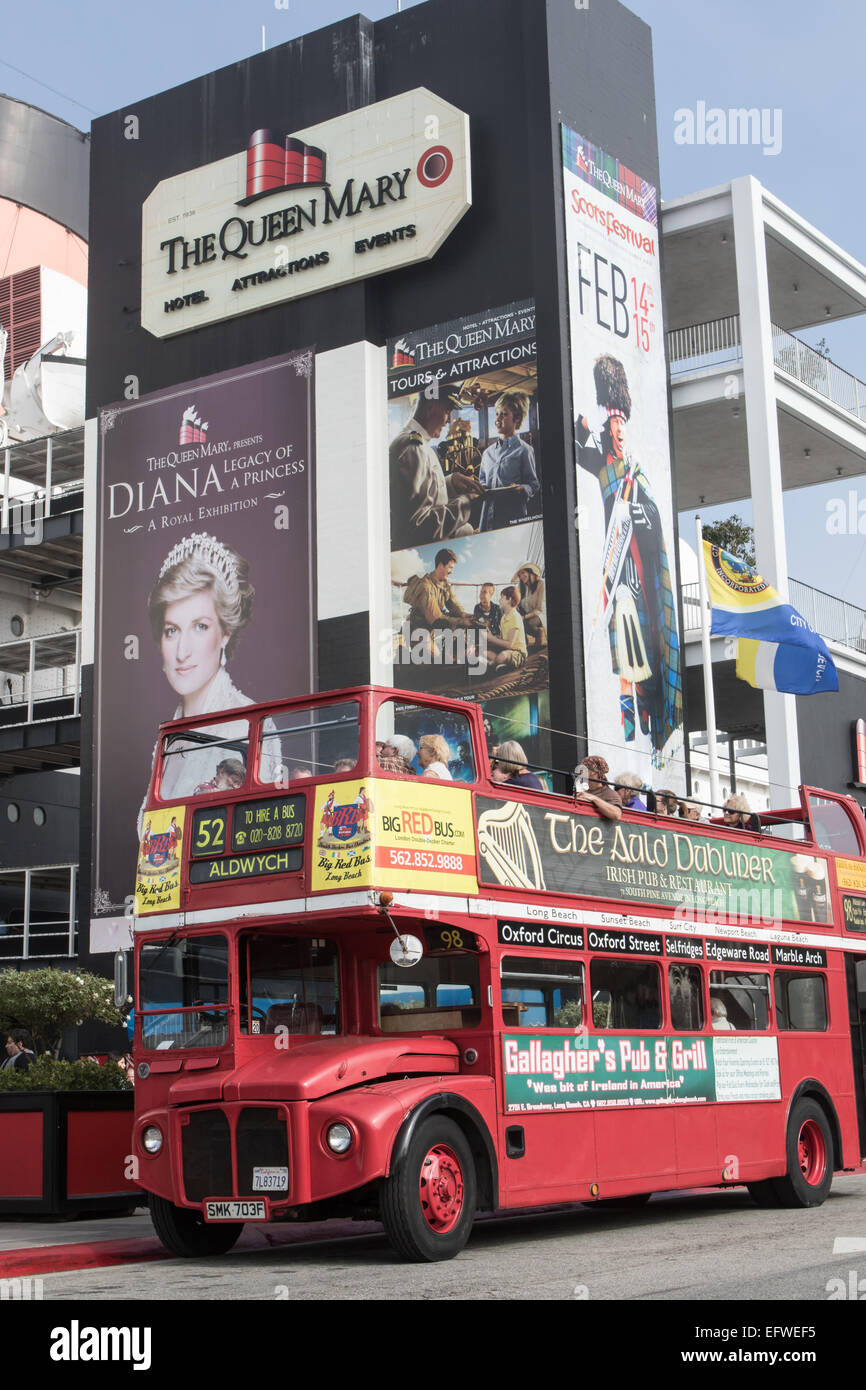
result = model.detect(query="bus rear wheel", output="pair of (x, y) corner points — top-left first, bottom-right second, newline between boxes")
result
(746, 1180), (783, 1209)
(149, 1194), (244, 1258)
(772, 1100), (833, 1208)
(380, 1116), (477, 1262)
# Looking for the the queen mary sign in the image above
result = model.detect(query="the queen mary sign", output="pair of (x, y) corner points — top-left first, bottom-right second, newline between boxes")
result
(141, 88), (471, 338)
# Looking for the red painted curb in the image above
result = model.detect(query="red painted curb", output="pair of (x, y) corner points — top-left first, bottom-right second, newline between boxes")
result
(1, 1237), (171, 1278)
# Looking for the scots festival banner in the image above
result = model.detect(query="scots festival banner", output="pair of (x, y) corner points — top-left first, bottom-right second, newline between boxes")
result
(92, 351), (315, 946)
(561, 126), (684, 785)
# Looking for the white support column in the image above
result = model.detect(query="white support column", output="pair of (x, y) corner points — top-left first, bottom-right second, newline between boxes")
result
(731, 176), (801, 806)
(314, 342), (391, 684)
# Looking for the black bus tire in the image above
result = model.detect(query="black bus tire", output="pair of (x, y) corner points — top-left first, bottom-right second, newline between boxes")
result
(149, 1193), (243, 1257)
(771, 1100), (833, 1208)
(747, 1179), (783, 1208)
(381, 1116), (477, 1262)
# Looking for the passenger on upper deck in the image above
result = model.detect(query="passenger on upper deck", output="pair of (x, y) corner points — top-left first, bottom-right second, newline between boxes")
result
(490, 740), (545, 791)
(655, 789), (679, 816)
(614, 771), (646, 811)
(722, 794), (752, 830)
(418, 734), (453, 780)
(194, 757), (246, 794)
(574, 756), (622, 822)
(377, 735), (417, 775)
(679, 798), (704, 822)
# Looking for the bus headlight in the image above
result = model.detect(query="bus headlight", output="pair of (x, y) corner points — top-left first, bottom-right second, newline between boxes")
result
(142, 1125), (163, 1155)
(326, 1123), (353, 1155)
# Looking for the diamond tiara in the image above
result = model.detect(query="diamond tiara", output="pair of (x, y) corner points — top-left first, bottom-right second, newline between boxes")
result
(158, 532), (239, 593)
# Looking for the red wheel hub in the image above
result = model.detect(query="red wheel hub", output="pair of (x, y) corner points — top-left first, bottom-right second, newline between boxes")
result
(797, 1119), (827, 1186)
(419, 1143), (465, 1234)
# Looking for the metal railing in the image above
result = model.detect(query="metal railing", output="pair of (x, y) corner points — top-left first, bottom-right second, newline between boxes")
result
(788, 578), (866, 652)
(0, 865), (78, 960)
(667, 315), (742, 376)
(0, 628), (81, 722)
(667, 315), (866, 424)
(771, 323), (866, 421)
(681, 579), (866, 655)
(1, 426), (85, 525)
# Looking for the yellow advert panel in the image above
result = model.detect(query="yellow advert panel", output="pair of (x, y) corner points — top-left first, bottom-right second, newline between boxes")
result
(836, 858), (866, 892)
(311, 778), (478, 894)
(136, 806), (186, 914)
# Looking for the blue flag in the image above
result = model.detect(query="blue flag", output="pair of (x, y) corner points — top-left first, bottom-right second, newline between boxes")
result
(702, 542), (838, 696)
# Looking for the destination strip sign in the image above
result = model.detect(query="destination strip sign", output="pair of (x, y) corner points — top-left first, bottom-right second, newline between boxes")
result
(191, 795), (305, 862)
(497, 923), (827, 969)
(770, 943), (827, 967)
(189, 847), (303, 884)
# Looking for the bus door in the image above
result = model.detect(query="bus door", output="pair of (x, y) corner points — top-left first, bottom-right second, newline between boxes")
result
(845, 954), (866, 1161)
(497, 953), (598, 1202)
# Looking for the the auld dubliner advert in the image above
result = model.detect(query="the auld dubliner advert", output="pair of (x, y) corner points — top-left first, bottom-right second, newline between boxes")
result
(91, 351), (315, 946)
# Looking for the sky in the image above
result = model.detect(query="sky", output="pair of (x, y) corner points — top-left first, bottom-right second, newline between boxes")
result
(2, 0), (863, 602)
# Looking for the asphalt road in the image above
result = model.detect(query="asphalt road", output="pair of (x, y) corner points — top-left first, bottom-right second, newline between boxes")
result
(37, 1174), (866, 1303)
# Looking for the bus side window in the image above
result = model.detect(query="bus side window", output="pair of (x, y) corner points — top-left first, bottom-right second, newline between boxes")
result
(500, 957), (584, 1028)
(590, 960), (661, 1030)
(668, 964), (704, 1030)
(807, 794), (862, 857)
(709, 971), (770, 1030)
(774, 972), (828, 1032)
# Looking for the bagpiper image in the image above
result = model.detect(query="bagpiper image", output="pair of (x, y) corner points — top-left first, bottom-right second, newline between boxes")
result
(575, 354), (682, 756)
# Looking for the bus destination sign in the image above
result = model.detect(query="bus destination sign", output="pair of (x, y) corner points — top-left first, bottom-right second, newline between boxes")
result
(842, 895), (866, 932)
(189, 846), (303, 884)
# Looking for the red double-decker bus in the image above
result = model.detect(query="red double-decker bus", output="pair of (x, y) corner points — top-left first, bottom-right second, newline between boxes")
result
(130, 685), (866, 1261)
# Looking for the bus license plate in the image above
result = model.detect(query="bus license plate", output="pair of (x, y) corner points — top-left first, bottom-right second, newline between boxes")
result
(253, 1167), (288, 1192)
(204, 1199), (267, 1222)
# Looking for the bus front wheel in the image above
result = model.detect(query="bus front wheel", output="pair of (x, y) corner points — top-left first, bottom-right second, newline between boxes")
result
(380, 1116), (477, 1262)
(149, 1194), (244, 1258)
(772, 1100), (833, 1208)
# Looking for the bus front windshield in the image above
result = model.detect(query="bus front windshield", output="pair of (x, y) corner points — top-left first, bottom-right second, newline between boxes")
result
(239, 935), (340, 1037)
(139, 934), (229, 1051)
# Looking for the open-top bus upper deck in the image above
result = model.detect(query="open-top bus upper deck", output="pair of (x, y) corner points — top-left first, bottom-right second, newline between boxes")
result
(135, 683), (866, 945)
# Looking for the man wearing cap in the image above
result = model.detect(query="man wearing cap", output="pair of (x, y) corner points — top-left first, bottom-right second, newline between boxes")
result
(390, 390), (484, 551)
(575, 353), (682, 755)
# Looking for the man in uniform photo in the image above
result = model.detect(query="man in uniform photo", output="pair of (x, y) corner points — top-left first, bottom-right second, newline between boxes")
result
(390, 388), (484, 551)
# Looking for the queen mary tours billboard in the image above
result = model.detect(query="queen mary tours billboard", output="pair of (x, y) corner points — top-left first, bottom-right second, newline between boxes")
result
(91, 350), (315, 942)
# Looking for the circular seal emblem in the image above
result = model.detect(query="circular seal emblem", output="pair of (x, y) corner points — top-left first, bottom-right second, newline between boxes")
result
(709, 546), (768, 597)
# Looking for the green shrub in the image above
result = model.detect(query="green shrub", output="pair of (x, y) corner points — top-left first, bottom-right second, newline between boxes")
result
(0, 1056), (131, 1093)
(0, 967), (125, 1057)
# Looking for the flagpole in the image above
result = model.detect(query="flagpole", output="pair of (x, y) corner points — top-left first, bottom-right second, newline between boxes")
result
(695, 516), (722, 809)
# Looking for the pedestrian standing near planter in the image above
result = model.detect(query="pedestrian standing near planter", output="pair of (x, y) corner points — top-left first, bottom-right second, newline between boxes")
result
(2, 1029), (34, 1070)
